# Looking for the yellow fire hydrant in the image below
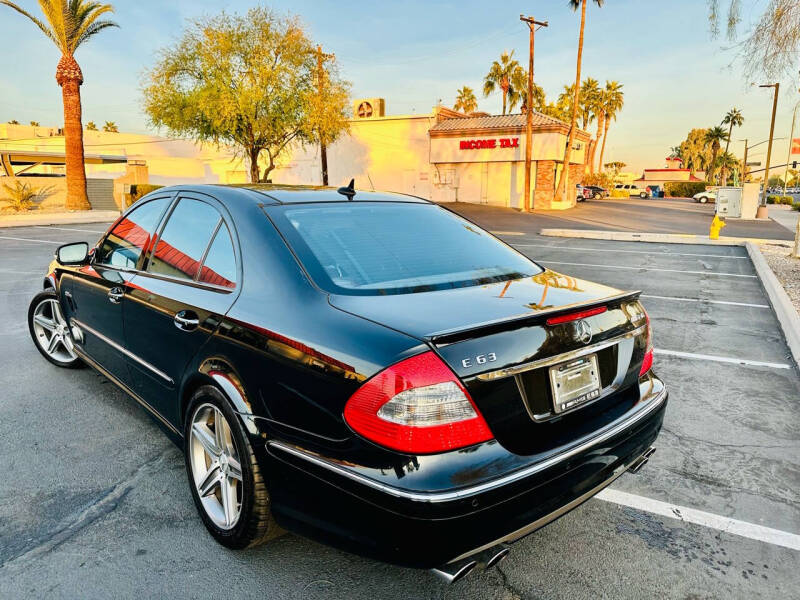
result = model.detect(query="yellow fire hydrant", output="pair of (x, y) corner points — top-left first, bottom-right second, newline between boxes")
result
(709, 214), (726, 240)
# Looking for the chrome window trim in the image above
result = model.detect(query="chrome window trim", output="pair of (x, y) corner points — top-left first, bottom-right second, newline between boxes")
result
(267, 384), (666, 504)
(72, 318), (174, 385)
(476, 324), (646, 382)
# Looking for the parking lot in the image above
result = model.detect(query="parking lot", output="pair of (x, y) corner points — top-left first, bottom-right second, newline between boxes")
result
(1, 218), (799, 599)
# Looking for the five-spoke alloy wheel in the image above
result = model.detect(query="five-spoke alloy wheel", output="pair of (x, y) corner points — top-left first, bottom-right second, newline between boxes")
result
(28, 290), (82, 368)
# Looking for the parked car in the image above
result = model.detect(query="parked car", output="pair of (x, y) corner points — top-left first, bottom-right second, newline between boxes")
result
(647, 185), (665, 198)
(614, 183), (650, 198)
(582, 185), (608, 199)
(28, 185), (666, 581)
(693, 189), (716, 204)
(575, 184), (592, 202)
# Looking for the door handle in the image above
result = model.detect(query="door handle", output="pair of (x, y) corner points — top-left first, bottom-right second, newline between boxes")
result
(174, 310), (200, 331)
(108, 287), (124, 304)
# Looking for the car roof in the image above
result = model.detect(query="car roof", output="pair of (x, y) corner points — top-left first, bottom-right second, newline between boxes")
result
(150, 183), (430, 206)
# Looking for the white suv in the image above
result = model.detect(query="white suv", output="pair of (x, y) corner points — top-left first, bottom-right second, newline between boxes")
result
(614, 183), (650, 198)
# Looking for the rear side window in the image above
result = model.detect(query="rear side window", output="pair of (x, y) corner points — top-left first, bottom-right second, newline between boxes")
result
(271, 202), (541, 295)
(148, 198), (221, 281)
(96, 197), (169, 269)
(198, 224), (237, 288)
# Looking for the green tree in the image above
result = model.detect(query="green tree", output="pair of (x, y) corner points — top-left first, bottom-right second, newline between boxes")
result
(0, 180), (54, 212)
(555, 0), (605, 203)
(29, 120), (40, 126)
(678, 128), (712, 175)
(143, 8), (326, 184)
(578, 77), (600, 130)
(1, 1), (119, 211)
(704, 125), (729, 183)
(507, 64), (528, 112)
(86, 121), (97, 131)
(483, 50), (521, 115)
(453, 86), (478, 114)
(7, 119), (19, 124)
(715, 151), (739, 185)
(102, 121), (118, 132)
(604, 161), (626, 175)
(596, 81), (623, 174)
(721, 107), (743, 154)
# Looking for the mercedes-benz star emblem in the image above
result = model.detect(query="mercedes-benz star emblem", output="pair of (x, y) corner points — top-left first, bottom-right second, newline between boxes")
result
(572, 319), (593, 345)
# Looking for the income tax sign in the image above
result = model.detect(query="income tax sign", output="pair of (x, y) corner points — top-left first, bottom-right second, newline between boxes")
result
(459, 138), (520, 150)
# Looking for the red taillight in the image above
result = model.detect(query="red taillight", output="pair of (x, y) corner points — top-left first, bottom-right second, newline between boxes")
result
(343, 351), (493, 454)
(639, 311), (654, 376)
(546, 306), (607, 325)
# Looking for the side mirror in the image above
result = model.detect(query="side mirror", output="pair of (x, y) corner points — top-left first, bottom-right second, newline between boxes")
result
(56, 242), (89, 265)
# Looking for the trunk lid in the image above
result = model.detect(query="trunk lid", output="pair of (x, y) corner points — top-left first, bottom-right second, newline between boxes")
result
(331, 271), (650, 456)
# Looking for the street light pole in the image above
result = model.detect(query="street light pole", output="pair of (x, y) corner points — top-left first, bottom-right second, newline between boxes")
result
(520, 15), (548, 213)
(741, 138), (748, 181)
(757, 82), (779, 218)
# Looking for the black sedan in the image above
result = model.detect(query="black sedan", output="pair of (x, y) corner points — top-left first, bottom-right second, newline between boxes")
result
(28, 185), (666, 583)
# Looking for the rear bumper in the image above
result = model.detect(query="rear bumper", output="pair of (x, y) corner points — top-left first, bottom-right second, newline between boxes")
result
(259, 378), (667, 568)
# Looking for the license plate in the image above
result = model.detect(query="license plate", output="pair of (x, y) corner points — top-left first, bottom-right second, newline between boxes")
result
(549, 354), (601, 414)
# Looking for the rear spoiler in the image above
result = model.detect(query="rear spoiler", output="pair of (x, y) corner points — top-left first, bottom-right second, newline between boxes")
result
(429, 290), (642, 345)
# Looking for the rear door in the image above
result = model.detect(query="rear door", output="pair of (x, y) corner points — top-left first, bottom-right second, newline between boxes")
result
(65, 196), (172, 384)
(123, 193), (240, 425)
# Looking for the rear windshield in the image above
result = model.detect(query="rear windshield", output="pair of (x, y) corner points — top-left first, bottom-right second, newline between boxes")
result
(268, 202), (541, 295)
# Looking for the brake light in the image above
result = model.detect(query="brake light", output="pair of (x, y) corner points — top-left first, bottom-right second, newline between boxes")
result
(343, 351), (493, 454)
(639, 311), (654, 376)
(546, 306), (607, 325)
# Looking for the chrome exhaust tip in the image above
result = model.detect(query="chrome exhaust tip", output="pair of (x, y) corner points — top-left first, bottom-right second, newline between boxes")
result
(629, 446), (656, 474)
(483, 544), (510, 570)
(431, 559), (478, 584)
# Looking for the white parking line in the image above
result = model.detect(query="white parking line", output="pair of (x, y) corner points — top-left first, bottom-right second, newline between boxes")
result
(597, 488), (800, 552)
(541, 260), (757, 278)
(490, 230), (526, 236)
(641, 294), (770, 309)
(654, 348), (791, 369)
(0, 235), (61, 244)
(33, 225), (105, 234)
(516, 243), (748, 260)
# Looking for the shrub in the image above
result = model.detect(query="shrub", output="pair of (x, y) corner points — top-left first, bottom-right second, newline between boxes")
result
(0, 180), (55, 212)
(610, 188), (629, 198)
(582, 172), (614, 188)
(780, 195), (794, 205)
(766, 195), (778, 204)
(664, 181), (707, 198)
(793, 202), (800, 211)
(130, 184), (164, 203)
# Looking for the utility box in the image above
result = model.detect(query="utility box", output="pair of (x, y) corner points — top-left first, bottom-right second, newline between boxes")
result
(715, 186), (742, 217)
(741, 182), (761, 218)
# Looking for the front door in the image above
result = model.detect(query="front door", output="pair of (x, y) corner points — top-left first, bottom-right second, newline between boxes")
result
(123, 194), (239, 426)
(65, 196), (172, 384)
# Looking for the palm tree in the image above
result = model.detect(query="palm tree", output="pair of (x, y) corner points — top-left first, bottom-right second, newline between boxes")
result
(555, 0), (605, 203)
(483, 50), (521, 115)
(1, 1), (119, 211)
(596, 81), (623, 174)
(86, 121), (98, 131)
(704, 125), (729, 183)
(102, 121), (118, 132)
(715, 151), (738, 185)
(453, 86), (478, 114)
(579, 77), (600, 130)
(30, 120), (40, 126)
(721, 107), (743, 154)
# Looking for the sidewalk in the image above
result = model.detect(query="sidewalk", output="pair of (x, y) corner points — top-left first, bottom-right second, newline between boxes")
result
(0, 210), (120, 228)
(769, 204), (800, 235)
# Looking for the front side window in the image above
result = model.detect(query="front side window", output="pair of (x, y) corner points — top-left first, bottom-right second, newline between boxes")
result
(95, 197), (169, 269)
(270, 202), (541, 296)
(148, 198), (221, 281)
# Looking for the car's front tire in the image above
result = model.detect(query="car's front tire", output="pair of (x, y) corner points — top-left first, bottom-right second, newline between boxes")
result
(594, 192), (602, 199)
(184, 385), (282, 549)
(640, 192), (647, 198)
(699, 196), (708, 203)
(28, 289), (82, 369)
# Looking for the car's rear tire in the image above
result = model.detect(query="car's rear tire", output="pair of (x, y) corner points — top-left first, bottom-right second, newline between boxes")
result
(28, 290), (82, 369)
(639, 192), (647, 198)
(184, 385), (283, 549)
(594, 192), (602, 199)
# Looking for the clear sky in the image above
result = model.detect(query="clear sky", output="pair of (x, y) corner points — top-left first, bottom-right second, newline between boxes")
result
(1, 0), (797, 175)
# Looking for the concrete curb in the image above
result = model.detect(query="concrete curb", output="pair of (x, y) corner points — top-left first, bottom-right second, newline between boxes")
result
(745, 242), (800, 369)
(539, 228), (793, 247)
(0, 211), (120, 228)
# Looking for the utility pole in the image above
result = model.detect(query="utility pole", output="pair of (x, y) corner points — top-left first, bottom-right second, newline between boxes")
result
(741, 139), (748, 182)
(315, 45), (335, 186)
(782, 99), (800, 196)
(520, 15), (548, 213)
(757, 82), (779, 218)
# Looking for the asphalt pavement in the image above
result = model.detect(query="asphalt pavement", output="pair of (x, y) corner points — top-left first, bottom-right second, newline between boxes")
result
(1, 217), (798, 599)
